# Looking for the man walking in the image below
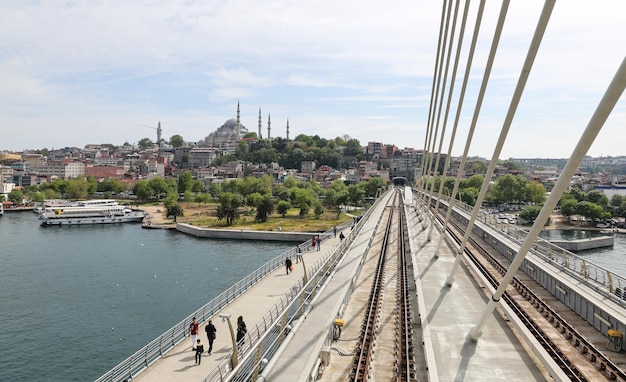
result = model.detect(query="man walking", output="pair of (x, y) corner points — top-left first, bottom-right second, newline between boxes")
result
(205, 320), (216, 355)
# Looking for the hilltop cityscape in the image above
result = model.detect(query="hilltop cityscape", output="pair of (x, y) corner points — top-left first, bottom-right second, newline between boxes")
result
(2, 106), (626, 207)
(2, 101), (626, 215)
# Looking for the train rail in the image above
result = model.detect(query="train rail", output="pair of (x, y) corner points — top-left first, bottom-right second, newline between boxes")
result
(350, 190), (416, 381)
(429, 199), (626, 382)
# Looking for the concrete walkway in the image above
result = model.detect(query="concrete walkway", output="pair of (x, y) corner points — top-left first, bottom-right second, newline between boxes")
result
(134, 228), (347, 381)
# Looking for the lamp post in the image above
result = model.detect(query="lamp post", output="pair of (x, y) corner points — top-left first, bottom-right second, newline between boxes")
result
(219, 313), (238, 368)
(301, 255), (308, 285)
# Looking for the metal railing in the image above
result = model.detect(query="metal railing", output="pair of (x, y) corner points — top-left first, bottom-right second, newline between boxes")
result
(96, 212), (362, 382)
(202, 212), (369, 381)
(446, 196), (626, 307)
(96, 240), (316, 382)
(199, 191), (388, 382)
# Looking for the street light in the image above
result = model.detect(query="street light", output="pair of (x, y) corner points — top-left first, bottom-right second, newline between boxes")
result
(219, 313), (238, 368)
(300, 255), (308, 285)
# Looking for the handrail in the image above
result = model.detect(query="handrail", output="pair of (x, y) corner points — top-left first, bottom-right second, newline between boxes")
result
(201, 191), (389, 382)
(96, 210), (363, 382)
(439, 194), (626, 307)
(96, 238), (315, 382)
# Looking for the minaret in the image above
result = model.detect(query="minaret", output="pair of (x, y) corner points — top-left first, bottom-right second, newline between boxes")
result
(286, 119), (290, 140)
(236, 101), (241, 140)
(267, 113), (271, 143)
(258, 108), (263, 139)
(157, 121), (162, 143)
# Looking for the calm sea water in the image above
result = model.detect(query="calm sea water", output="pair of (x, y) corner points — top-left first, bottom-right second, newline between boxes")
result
(539, 229), (626, 278)
(0, 212), (295, 381)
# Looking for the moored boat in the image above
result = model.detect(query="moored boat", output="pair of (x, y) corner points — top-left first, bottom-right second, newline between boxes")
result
(39, 204), (145, 226)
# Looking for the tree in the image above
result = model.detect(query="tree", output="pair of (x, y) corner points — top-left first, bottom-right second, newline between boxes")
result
(313, 200), (325, 218)
(344, 138), (362, 156)
(560, 197), (577, 217)
(216, 192), (244, 225)
(283, 176), (298, 189)
(208, 182), (222, 197)
(325, 179), (349, 212)
(255, 194), (274, 222)
(525, 182), (546, 205)
(490, 174), (527, 205)
(569, 186), (585, 202)
(276, 200), (291, 217)
(273, 185), (290, 201)
(166, 204), (184, 222)
(291, 187), (315, 217)
(364, 177), (387, 198)
(177, 171), (193, 194)
(134, 180), (154, 201)
(519, 205), (542, 223)
(347, 184), (366, 206)
(587, 189), (609, 207)
(66, 178), (89, 199)
(169, 135), (184, 148)
(138, 137), (153, 150)
(148, 177), (169, 200)
(8, 188), (24, 205)
(194, 193), (210, 206)
(191, 180), (206, 193)
(467, 174), (484, 190)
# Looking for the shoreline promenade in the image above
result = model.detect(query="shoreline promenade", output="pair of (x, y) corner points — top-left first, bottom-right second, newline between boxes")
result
(133, 227), (345, 381)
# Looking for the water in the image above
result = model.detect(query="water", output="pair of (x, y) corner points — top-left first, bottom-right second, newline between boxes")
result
(0, 212), (295, 381)
(539, 229), (626, 278)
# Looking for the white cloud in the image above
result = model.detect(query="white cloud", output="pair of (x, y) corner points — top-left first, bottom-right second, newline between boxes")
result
(0, 0), (624, 158)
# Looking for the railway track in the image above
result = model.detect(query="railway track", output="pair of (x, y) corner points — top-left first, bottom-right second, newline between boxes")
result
(350, 189), (416, 382)
(429, 198), (626, 382)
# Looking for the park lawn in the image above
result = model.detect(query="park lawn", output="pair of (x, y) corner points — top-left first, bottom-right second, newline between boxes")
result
(174, 201), (353, 232)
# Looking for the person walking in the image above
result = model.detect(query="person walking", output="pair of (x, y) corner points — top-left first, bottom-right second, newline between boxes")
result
(296, 245), (302, 263)
(339, 231), (345, 241)
(333, 226), (337, 238)
(285, 256), (293, 274)
(311, 235), (316, 251)
(205, 319), (216, 355)
(189, 317), (199, 350)
(195, 339), (204, 365)
(316, 235), (321, 251)
(236, 316), (247, 345)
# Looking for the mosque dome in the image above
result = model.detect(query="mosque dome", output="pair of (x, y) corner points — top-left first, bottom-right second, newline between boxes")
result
(204, 117), (248, 146)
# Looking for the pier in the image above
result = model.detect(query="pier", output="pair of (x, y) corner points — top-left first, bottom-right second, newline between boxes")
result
(550, 236), (615, 252)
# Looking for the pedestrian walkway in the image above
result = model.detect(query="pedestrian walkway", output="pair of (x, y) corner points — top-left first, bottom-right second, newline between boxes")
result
(133, 228), (347, 382)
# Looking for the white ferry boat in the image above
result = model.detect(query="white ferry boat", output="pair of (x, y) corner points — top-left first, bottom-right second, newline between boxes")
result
(40, 203), (145, 226)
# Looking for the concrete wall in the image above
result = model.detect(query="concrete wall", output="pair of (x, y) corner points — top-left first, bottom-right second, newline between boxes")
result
(176, 223), (316, 242)
(550, 236), (614, 252)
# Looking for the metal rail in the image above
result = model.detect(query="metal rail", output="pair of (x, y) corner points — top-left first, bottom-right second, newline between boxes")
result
(396, 197), (415, 381)
(350, 193), (396, 381)
(438, 207), (626, 381)
(350, 190), (416, 381)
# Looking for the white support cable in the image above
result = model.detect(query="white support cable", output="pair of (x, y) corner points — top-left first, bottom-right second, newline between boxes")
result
(447, 0), (553, 286)
(437, 0), (509, 272)
(434, 0), (486, 258)
(420, 0), (450, 197)
(422, 0), (462, 233)
(422, 0), (454, 196)
(426, 0), (469, 241)
(469, 55), (626, 341)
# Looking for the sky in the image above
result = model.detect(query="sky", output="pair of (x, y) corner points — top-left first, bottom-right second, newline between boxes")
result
(1, 0), (625, 159)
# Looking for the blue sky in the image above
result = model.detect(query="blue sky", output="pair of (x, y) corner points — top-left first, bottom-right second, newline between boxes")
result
(1, 1), (625, 159)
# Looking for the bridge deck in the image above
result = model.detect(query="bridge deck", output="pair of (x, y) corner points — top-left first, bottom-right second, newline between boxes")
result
(133, 197), (626, 381)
